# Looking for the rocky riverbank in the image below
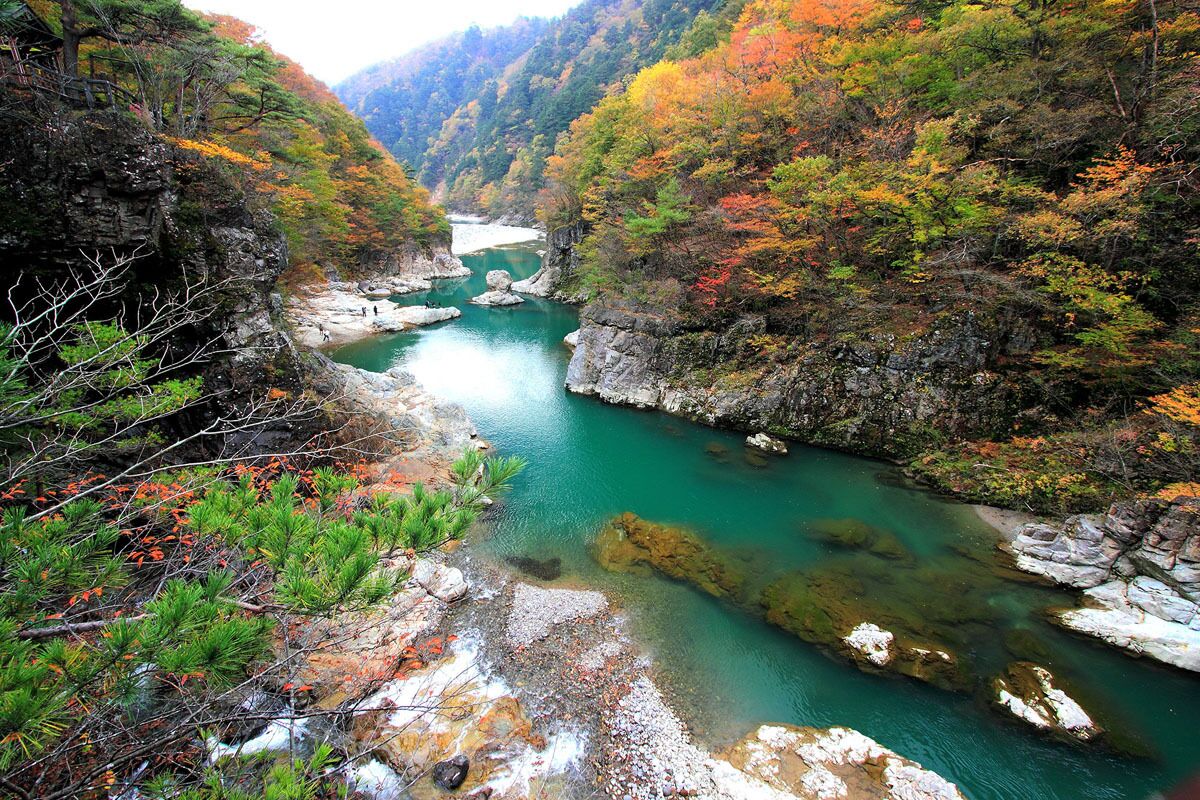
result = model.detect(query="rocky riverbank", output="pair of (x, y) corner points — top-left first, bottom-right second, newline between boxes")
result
(1004, 497), (1200, 671)
(563, 300), (1026, 460)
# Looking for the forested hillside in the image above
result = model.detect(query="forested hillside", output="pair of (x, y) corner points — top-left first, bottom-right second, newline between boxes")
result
(337, 0), (742, 221)
(337, 19), (552, 180)
(14, 0), (449, 282)
(544, 0), (1200, 512)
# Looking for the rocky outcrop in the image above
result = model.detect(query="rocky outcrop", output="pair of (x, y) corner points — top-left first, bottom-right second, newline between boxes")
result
(746, 432), (788, 454)
(470, 269), (525, 306)
(309, 362), (479, 467)
(991, 662), (1102, 742)
(361, 241), (470, 280)
(511, 222), (586, 301)
(566, 301), (1025, 459)
(722, 724), (966, 800)
(286, 284), (460, 347)
(1006, 497), (1200, 670)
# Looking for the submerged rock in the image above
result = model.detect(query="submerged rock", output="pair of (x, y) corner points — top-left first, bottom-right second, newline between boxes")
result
(993, 662), (1102, 742)
(760, 570), (969, 691)
(505, 555), (563, 581)
(809, 518), (910, 561)
(746, 432), (788, 454)
(593, 512), (747, 601)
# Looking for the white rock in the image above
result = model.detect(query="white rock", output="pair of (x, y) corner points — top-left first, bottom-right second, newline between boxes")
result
(469, 290), (525, 307)
(564, 329), (580, 350)
(412, 559), (468, 603)
(486, 269), (514, 291)
(746, 432), (788, 455)
(1058, 580), (1200, 671)
(993, 663), (1101, 741)
(843, 623), (894, 666)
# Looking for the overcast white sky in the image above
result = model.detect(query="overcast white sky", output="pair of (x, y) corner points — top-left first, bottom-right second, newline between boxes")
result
(186, 0), (583, 86)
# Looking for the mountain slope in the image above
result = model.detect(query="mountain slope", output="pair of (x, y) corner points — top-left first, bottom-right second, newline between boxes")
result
(543, 0), (1200, 512)
(337, 0), (742, 221)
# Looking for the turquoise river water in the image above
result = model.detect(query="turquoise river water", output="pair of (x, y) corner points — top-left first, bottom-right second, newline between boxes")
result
(332, 232), (1200, 800)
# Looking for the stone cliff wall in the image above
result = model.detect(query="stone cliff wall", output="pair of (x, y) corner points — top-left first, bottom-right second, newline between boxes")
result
(511, 222), (586, 301)
(565, 300), (1027, 459)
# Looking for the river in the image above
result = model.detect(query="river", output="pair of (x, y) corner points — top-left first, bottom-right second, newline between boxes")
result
(330, 225), (1200, 800)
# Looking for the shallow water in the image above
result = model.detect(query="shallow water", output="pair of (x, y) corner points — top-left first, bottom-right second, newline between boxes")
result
(332, 228), (1200, 800)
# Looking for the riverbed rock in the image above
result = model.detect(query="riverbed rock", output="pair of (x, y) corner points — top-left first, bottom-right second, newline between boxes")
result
(470, 271), (525, 307)
(352, 635), (580, 799)
(506, 583), (608, 647)
(992, 662), (1102, 742)
(432, 755), (470, 790)
(413, 558), (468, 602)
(723, 724), (966, 800)
(282, 579), (443, 709)
(563, 329), (580, 350)
(746, 432), (788, 454)
(511, 222), (586, 300)
(593, 513), (747, 601)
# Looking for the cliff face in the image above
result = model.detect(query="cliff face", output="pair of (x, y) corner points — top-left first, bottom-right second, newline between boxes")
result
(511, 222), (586, 301)
(0, 102), (314, 453)
(565, 300), (1030, 459)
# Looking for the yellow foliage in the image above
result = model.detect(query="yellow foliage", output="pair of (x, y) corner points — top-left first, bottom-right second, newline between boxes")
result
(1146, 383), (1200, 426)
(169, 138), (270, 171)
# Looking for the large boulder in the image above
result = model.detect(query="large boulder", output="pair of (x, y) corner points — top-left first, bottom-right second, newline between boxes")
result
(722, 724), (966, 800)
(470, 270), (525, 306)
(486, 269), (514, 291)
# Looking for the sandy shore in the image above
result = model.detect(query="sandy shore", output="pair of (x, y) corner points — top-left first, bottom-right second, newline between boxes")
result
(973, 504), (1041, 542)
(451, 222), (544, 256)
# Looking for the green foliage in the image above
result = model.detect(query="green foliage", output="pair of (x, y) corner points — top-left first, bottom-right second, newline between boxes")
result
(340, 0), (729, 218)
(0, 501), (126, 626)
(625, 177), (693, 245)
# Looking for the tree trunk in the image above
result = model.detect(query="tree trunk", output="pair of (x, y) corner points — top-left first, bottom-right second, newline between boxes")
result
(60, 0), (81, 78)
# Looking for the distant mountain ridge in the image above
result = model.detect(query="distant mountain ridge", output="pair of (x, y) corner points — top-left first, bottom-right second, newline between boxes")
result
(336, 0), (741, 222)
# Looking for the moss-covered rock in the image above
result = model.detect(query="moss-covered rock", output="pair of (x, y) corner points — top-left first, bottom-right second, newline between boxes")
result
(760, 568), (971, 691)
(593, 512), (747, 601)
(808, 517), (911, 561)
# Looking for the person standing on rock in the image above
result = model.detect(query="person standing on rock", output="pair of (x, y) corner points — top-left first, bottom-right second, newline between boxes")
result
(373, 305), (378, 315)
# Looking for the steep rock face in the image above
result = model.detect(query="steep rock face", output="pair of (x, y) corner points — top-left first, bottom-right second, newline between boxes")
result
(0, 105), (309, 443)
(565, 300), (1023, 459)
(511, 222), (586, 301)
(360, 241), (469, 281)
(1007, 498), (1200, 670)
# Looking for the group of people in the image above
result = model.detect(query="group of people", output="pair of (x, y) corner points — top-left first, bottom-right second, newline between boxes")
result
(315, 294), (442, 344)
